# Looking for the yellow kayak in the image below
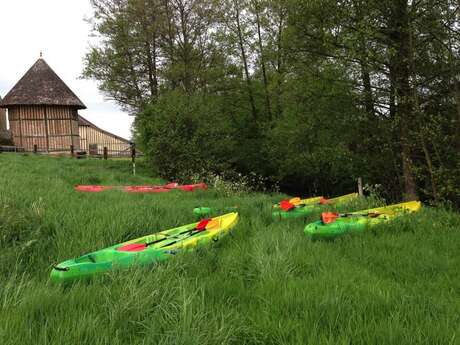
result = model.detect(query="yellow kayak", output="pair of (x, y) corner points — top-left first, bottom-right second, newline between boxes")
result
(273, 193), (359, 219)
(322, 192), (359, 204)
(305, 201), (421, 239)
(273, 196), (323, 209)
(51, 213), (239, 282)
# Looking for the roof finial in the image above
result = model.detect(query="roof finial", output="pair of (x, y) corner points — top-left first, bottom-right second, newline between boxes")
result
(40, 51), (43, 58)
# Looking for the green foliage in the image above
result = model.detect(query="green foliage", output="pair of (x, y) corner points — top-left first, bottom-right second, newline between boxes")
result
(85, 0), (460, 206)
(135, 91), (236, 180)
(266, 67), (363, 195)
(0, 155), (459, 344)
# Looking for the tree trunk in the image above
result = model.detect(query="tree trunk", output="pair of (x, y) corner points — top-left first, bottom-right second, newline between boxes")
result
(161, 0), (178, 89)
(177, 0), (192, 93)
(391, 0), (418, 200)
(144, 37), (158, 100)
(360, 58), (374, 117)
(448, 43), (460, 150)
(275, 11), (284, 119)
(235, 2), (258, 120)
(253, 1), (272, 119)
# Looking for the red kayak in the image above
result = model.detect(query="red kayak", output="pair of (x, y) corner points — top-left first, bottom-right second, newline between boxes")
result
(74, 182), (207, 193)
(124, 186), (171, 193)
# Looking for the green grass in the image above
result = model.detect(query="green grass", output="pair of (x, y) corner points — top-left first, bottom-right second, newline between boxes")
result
(0, 153), (459, 345)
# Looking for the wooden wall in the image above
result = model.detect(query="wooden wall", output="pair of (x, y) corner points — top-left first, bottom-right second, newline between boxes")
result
(79, 125), (131, 156)
(8, 105), (79, 151)
(0, 107), (6, 131)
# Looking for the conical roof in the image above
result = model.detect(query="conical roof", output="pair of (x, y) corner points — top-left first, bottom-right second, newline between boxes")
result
(0, 58), (86, 109)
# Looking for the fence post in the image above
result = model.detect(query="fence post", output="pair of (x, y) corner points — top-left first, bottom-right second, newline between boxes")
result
(358, 177), (364, 197)
(70, 145), (74, 157)
(33, 144), (37, 153)
(103, 146), (108, 160)
(131, 143), (136, 176)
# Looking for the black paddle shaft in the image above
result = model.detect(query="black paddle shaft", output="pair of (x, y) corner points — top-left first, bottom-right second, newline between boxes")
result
(159, 229), (205, 248)
(145, 227), (198, 247)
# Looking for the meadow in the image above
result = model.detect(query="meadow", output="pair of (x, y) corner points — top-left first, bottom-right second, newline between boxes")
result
(0, 154), (459, 345)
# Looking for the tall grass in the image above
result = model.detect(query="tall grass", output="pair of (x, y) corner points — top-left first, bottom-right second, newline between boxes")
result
(0, 154), (459, 345)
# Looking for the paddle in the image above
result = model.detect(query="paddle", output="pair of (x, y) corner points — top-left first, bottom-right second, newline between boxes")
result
(280, 200), (296, 211)
(319, 197), (331, 205)
(117, 219), (215, 252)
(158, 219), (219, 248)
(321, 212), (382, 224)
(289, 197), (302, 205)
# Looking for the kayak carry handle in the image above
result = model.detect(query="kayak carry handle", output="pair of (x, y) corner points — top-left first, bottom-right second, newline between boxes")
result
(53, 265), (70, 272)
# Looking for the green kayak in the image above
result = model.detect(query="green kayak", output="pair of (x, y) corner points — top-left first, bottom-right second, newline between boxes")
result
(272, 193), (358, 219)
(51, 213), (239, 283)
(193, 206), (238, 219)
(304, 201), (421, 239)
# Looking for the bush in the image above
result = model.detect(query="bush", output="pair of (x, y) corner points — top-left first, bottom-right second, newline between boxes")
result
(135, 91), (237, 181)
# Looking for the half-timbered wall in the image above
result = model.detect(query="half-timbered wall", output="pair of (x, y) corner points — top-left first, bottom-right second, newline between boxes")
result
(8, 105), (79, 151)
(79, 125), (130, 155)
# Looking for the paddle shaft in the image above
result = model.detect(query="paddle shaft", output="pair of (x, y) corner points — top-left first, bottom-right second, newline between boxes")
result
(145, 227), (197, 247)
(158, 229), (205, 248)
(338, 212), (382, 218)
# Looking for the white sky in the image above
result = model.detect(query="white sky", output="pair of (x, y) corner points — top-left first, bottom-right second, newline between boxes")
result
(0, 0), (133, 140)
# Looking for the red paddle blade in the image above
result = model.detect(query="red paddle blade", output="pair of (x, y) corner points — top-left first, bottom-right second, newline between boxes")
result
(319, 197), (331, 205)
(280, 200), (295, 211)
(117, 243), (147, 252)
(321, 212), (339, 224)
(196, 218), (211, 231)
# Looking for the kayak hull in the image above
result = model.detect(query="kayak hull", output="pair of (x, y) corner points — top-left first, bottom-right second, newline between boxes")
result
(272, 196), (322, 210)
(304, 201), (421, 239)
(74, 183), (207, 193)
(272, 193), (358, 219)
(51, 212), (239, 283)
(272, 205), (317, 219)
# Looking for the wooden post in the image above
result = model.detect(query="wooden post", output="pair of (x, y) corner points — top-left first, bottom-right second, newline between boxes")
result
(358, 177), (364, 197)
(33, 144), (37, 153)
(70, 145), (74, 157)
(103, 146), (108, 160)
(131, 143), (136, 176)
(43, 105), (50, 152)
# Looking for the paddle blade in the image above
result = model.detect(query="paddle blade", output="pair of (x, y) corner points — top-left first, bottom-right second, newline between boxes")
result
(319, 197), (331, 205)
(117, 243), (147, 252)
(289, 197), (302, 205)
(321, 212), (339, 224)
(196, 218), (211, 231)
(280, 200), (295, 211)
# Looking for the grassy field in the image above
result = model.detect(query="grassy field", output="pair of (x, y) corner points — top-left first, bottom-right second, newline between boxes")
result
(0, 154), (459, 345)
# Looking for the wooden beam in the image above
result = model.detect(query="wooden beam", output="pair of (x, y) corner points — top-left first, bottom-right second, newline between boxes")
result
(44, 105), (49, 152)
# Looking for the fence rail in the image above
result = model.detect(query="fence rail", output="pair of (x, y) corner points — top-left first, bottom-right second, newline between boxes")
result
(0, 145), (25, 152)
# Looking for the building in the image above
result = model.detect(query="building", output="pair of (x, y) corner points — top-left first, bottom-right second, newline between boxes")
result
(0, 96), (13, 145)
(78, 115), (131, 156)
(0, 57), (131, 155)
(0, 97), (6, 131)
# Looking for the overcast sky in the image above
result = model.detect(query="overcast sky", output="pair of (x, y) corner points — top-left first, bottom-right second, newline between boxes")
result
(0, 0), (133, 139)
